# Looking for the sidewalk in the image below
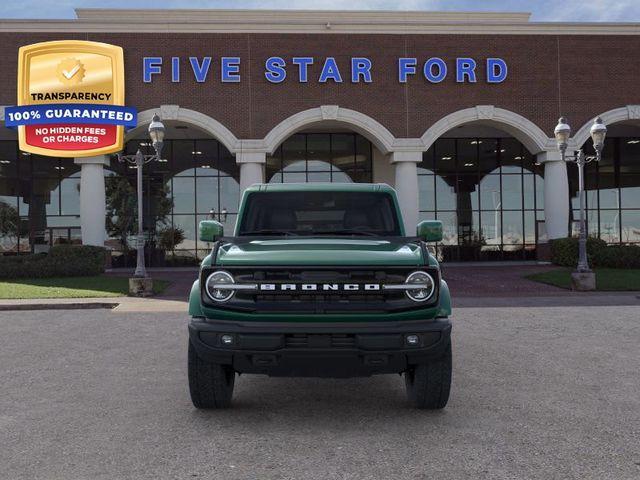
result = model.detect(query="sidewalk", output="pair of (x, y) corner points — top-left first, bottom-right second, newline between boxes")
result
(0, 296), (189, 313)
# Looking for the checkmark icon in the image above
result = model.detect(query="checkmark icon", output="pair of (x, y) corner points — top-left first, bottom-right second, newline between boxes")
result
(57, 59), (84, 85)
(62, 64), (80, 79)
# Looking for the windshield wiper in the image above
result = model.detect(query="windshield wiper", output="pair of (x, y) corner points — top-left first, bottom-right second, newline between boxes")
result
(240, 229), (300, 236)
(315, 229), (380, 237)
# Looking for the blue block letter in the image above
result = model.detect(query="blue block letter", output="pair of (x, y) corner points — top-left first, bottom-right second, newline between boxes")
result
(265, 57), (287, 83)
(424, 58), (447, 83)
(351, 57), (372, 83)
(171, 57), (180, 83)
(292, 57), (313, 82)
(143, 57), (162, 83)
(221, 57), (241, 83)
(319, 57), (343, 83)
(398, 58), (417, 83)
(487, 58), (508, 83)
(456, 58), (477, 83)
(189, 57), (211, 83)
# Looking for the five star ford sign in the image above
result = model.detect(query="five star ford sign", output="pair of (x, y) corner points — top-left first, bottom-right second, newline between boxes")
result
(4, 40), (137, 157)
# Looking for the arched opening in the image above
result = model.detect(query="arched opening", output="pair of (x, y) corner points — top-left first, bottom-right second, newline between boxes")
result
(570, 120), (640, 245)
(109, 120), (240, 267)
(263, 106), (395, 188)
(419, 123), (545, 261)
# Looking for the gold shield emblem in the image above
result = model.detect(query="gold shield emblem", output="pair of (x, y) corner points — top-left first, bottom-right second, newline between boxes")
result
(16, 40), (125, 157)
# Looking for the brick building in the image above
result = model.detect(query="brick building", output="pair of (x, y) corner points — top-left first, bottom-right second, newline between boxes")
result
(0, 9), (639, 263)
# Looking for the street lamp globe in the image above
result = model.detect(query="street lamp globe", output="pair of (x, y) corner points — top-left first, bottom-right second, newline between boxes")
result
(554, 117), (571, 153)
(590, 116), (607, 154)
(148, 113), (165, 155)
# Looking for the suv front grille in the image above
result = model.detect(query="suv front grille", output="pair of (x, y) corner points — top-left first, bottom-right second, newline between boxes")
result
(201, 266), (439, 313)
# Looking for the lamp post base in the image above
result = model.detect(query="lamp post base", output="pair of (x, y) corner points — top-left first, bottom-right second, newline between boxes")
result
(571, 271), (596, 291)
(129, 277), (154, 297)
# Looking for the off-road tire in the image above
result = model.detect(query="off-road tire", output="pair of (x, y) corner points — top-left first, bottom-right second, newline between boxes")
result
(188, 340), (235, 409)
(404, 343), (452, 409)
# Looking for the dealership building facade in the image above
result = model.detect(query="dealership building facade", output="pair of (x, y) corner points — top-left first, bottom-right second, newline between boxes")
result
(0, 9), (639, 263)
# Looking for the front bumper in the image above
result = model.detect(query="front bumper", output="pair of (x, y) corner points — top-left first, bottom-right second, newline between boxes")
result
(189, 317), (451, 378)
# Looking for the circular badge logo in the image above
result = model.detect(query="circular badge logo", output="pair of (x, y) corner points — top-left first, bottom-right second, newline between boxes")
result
(56, 58), (85, 85)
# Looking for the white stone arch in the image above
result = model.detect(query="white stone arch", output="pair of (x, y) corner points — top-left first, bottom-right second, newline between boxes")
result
(572, 105), (640, 148)
(420, 105), (553, 154)
(263, 105), (396, 155)
(127, 105), (240, 154)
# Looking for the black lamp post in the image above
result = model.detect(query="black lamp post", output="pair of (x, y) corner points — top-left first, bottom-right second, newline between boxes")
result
(554, 116), (607, 286)
(117, 114), (165, 280)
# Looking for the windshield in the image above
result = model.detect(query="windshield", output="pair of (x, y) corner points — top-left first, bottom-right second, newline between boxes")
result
(238, 191), (402, 236)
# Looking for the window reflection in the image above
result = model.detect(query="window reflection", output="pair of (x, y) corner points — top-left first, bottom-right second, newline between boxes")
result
(569, 137), (640, 245)
(621, 210), (640, 243)
(266, 133), (373, 184)
(419, 137), (542, 260)
(121, 138), (240, 263)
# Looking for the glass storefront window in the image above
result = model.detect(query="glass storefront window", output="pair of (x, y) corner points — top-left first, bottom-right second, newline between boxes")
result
(501, 175), (523, 211)
(621, 174), (640, 209)
(60, 176), (80, 216)
(173, 140), (196, 177)
(103, 138), (240, 265)
(500, 138), (523, 173)
(524, 210), (536, 245)
(434, 139), (456, 176)
(599, 210), (620, 243)
(282, 134), (306, 172)
(568, 136), (640, 245)
(436, 211), (457, 245)
(435, 176), (456, 211)
(420, 136), (544, 260)
(307, 134), (331, 171)
(0, 142), (18, 178)
(266, 133), (372, 184)
(621, 210), (640, 243)
(418, 174), (435, 211)
(502, 211), (524, 247)
(172, 177), (195, 214)
(195, 177), (218, 215)
(479, 175), (501, 211)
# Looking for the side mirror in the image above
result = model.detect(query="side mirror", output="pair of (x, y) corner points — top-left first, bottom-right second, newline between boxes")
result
(416, 220), (443, 242)
(199, 220), (224, 242)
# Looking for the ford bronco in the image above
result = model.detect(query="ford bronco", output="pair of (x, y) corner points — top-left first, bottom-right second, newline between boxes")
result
(188, 183), (452, 409)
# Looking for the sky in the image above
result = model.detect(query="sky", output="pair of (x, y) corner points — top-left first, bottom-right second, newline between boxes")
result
(0, 0), (639, 22)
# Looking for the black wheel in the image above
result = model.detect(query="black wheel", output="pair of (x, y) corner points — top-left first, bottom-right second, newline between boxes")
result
(188, 339), (235, 409)
(404, 343), (452, 409)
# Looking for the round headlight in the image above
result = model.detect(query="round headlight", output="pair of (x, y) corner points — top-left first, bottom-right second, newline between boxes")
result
(405, 271), (435, 302)
(205, 271), (235, 302)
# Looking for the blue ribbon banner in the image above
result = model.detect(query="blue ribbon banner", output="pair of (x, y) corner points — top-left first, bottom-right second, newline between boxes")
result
(4, 104), (138, 128)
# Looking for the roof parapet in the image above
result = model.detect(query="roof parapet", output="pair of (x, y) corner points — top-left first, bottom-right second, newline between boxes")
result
(74, 8), (532, 25)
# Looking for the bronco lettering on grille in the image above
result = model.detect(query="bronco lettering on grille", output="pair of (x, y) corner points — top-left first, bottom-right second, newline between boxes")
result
(258, 283), (382, 292)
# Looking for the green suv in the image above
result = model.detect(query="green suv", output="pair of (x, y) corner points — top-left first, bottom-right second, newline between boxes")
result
(188, 183), (452, 409)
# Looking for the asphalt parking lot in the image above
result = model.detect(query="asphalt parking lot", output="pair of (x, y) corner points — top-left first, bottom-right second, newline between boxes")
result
(1, 306), (639, 480)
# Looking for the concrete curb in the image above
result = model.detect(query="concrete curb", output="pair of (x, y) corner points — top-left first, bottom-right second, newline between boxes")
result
(0, 302), (119, 312)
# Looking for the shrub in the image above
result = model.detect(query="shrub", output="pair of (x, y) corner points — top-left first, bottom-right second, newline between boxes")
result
(0, 245), (106, 279)
(550, 237), (640, 268)
(157, 226), (185, 251)
(593, 244), (640, 268)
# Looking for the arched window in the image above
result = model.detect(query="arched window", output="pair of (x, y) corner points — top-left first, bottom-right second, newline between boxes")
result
(418, 136), (544, 261)
(267, 133), (372, 184)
